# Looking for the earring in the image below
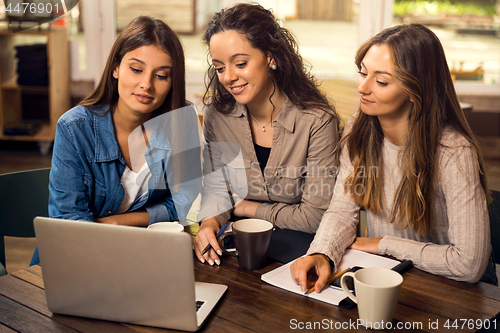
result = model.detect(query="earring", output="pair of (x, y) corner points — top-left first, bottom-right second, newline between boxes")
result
(271, 63), (277, 70)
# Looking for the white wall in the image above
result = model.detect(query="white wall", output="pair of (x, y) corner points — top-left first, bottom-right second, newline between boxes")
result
(220, 0), (297, 20)
(358, 0), (394, 46)
(72, 0), (116, 86)
(256, 0), (291, 20)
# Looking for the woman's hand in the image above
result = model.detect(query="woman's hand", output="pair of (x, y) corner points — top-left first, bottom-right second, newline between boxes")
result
(194, 217), (222, 266)
(95, 211), (150, 226)
(95, 216), (119, 225)
(233, 200), (260, 218)
(290, 254), (331, 293)
(349, 237), (382, 254)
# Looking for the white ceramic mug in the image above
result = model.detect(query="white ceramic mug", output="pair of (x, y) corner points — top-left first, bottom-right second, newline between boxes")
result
(147, 222), (184, 233)
(341, 267), (403, 330)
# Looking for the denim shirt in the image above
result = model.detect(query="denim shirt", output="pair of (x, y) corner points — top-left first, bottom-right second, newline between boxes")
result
(31, 104), (202, 266)
(48, 104), (179, 223)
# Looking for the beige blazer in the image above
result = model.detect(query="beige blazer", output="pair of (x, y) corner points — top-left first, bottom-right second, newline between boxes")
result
(198, 98), (338, 233)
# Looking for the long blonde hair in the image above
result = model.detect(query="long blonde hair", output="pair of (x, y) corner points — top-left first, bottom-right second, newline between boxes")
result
(344, 24), (490, 236)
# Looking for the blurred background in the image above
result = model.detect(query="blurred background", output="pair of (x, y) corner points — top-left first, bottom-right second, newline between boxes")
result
(0, 0), (499, 272)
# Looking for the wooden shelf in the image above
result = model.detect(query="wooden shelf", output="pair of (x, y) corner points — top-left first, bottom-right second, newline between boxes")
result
(1, 78), (49, 91)
(0, 28), (69, 148)
(0, 27), (66, 36)
(0, 123), (52, 141)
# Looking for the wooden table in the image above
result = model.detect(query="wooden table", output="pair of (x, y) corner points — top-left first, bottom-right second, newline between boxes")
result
(0, 256), (499, 333)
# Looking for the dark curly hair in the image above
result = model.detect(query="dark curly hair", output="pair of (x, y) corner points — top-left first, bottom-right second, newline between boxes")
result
(203, 3), (337, 119)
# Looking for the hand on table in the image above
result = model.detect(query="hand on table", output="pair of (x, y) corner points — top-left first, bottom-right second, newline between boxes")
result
(95, 216), (119, 225)
(349, 237), (382, 254)
(290, 254), (331, 293)
(95, 211), (150, 226)
(194, 217), (222, 266)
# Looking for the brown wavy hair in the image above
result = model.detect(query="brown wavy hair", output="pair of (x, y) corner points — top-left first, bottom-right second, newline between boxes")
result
(202, 3), (337, 119)
(79, 16), (186, 114)
(344, 24), (490, 235)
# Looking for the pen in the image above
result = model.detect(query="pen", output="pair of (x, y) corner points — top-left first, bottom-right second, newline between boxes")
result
(201, 223), (228, 256)
(305, 267), (350, 295)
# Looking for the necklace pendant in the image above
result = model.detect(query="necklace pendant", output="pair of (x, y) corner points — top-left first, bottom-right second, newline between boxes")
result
(262, 127), (266, 132)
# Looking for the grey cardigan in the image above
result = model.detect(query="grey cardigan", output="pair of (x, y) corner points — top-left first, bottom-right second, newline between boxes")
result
(308, 119), (490, 283)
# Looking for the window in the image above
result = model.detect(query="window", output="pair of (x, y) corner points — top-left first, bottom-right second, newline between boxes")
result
(394, 0), (500, 87)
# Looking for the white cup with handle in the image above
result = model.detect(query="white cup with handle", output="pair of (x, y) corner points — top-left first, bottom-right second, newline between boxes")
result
(340, 267), (403, 330)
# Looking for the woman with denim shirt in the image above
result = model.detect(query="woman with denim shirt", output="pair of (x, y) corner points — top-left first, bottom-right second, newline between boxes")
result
(30, 16), (199, 265)
(194, 4), (339, 266)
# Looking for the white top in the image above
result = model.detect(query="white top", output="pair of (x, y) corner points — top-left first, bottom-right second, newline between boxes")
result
(116, 162), (152, 214)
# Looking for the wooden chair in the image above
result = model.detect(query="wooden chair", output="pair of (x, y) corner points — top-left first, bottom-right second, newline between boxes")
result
(0, 168), (50, 276)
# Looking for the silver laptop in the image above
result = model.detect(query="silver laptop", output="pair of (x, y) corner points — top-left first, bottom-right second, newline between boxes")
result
(34, 217), (227, 332)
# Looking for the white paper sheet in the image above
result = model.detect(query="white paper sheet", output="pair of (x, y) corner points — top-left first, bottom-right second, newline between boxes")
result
(261, 249), (400, 306)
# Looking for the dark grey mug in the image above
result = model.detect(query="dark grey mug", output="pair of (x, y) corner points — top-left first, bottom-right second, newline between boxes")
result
(218, 219), (274, 270)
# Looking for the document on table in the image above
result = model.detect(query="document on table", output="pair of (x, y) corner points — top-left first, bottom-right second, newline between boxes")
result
(261, 249), (400, 306)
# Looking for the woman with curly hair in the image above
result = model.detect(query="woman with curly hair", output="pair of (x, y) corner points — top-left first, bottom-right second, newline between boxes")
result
(195, 3), (340, 266)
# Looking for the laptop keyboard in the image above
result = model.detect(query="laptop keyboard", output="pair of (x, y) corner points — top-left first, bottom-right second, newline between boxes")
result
(196, 300), (205, 312)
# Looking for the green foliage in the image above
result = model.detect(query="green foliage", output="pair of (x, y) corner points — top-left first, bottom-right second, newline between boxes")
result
(394, 1), (497, 17)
